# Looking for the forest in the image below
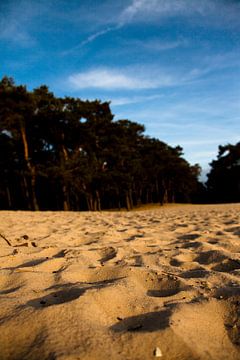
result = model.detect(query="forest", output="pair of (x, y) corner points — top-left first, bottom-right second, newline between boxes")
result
(0, 76), (239, 211)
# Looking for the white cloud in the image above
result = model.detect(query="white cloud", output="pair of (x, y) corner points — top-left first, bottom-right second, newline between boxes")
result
(119, 0), (215, 24)
(119, 0), (151, 24)
(120, 0), (240, 26)
(68, 68), (173, 90)
(67, 54), (239, 91)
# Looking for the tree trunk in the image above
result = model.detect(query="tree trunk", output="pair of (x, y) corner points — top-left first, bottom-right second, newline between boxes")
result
(20, 125), (39, 210)
(6, 186), (12, 209)
(86, 194), (94, 211)
(95, 190), (101, 211)
(137, 188), (142, 206)
(163, 188), (168, 204)
(60, 141), (71, 211)
(129, 189), (133, 209)
(62, 184), (69, 211)
(21, 174), (31, 210)
(30, 166), (39, 210)
(155, 180), (160, 202)
(125, 192), (131, 211)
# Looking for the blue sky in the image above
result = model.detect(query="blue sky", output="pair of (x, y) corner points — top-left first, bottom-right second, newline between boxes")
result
(1, 0), (240, 179)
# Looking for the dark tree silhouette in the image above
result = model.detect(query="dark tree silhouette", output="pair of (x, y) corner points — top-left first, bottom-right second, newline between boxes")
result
(0, 76), (203, 210)
(0, 77), (40, 210)
(207, 142), (240, 203)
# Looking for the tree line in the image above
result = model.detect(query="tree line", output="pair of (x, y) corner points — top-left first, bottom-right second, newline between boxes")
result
(0, 76), (239, 210)
(206, 142), (240, 203)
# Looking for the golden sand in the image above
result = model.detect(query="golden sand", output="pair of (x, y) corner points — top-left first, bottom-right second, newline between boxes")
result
(0, 204), (240, 359)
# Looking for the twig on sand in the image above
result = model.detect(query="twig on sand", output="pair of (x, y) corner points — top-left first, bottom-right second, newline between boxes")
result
(0, 233), (12, 246)
(161, 270), (180, 278)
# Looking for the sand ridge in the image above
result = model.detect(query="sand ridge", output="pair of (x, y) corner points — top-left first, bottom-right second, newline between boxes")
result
(0, 204), (240, 359)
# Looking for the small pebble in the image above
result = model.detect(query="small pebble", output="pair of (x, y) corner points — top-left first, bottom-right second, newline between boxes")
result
(154, 347), (162, 357)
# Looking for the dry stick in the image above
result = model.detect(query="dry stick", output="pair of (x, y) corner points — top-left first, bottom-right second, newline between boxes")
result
(162, 270), (180, 278)
(0, 233), (12, 246)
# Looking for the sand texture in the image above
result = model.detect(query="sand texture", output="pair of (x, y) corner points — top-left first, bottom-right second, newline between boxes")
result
(0, 204), (240, 360)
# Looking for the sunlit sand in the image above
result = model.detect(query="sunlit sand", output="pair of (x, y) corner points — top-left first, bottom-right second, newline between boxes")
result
(0, 204), (240, 359)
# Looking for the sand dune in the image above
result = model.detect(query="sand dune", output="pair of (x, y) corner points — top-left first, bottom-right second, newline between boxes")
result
(0, 204), (239, 360)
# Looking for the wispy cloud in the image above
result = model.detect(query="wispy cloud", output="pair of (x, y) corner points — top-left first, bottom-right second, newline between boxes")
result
(119, 0), (213, 22)
(0, 20), (34, 46)
(66, 0), (240, 51)
(62, 24), (122, 55)
(119, 0), (240, 24)
(68, 68), (174, 90)
(124, 38), (188, 52)
(0, 0), (44, 47)
(80, 25), (120, 47)
(110, 94), (164, 106)
(67, 53), (238, 91)
(65, 0), (190, 51)
(144, 38), (188, 51)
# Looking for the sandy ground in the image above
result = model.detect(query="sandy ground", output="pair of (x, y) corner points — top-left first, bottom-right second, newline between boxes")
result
(0, 204), (240, 360)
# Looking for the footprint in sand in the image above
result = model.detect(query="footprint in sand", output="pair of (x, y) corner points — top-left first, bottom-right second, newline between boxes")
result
(98, 247), (117, 263)
(224, 298), (240, 346)
(125, 234), (145, 242)
(207, 239), (219, 245)
(15, 258), (49, 269)
(215, 231), (225, 236)
(131, 269), (186, 298)
(177, 234), (201, 241)
(212, 259), (240, 272)
(26, 278), (120, 308)
(170, 258), (183, 267)
(146, 276), (186, 298)
(180, 268), (209, 279)
(64, 249), (83, 259)
(111, 308), (171, 332)
(0, 285), (22, 295)
(224, 226), (240, 236)
(128, 255), (144, 267)
(195, 250), (227, 265)
(180, 241), (202, 249)
(213, 286), (240, 300)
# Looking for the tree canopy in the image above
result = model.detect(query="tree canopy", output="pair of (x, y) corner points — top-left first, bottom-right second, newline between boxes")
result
(206, 142), (240, 203)
(0, 76), (204, 210)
